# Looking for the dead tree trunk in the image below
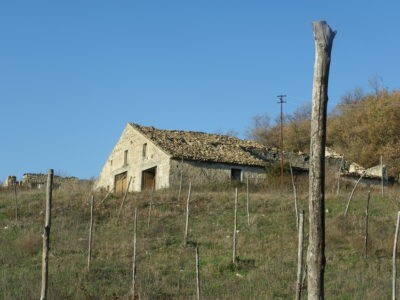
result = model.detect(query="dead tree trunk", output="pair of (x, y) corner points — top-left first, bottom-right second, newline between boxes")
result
(40, 169), (53, 300)
(307, 21), (336, 300)
(87, 195), (94, 272)
(296, 210), (305, 300)
(394, 211), (400, 300)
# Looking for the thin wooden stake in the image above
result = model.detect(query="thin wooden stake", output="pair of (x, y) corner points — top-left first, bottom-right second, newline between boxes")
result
(118, 176), (133, 219)
(307, 21), (336, 300)
(232, 188), (238, 265)
(246, 177), (250, 226)
(364, 191), (371, 258)
(393, 211), (400, 300)
(295, 210), (305, 300)
(87, 195), (94, 272)
(178, 156), (183, 201)
(344, 172), (366, 216)
(132, 208), (138, 299)
(147, 191), (153, 229)
(184, 182), (192, 245)
(381, 154), (384, 197)
(289, 161), (299, 230)
(336, 157), (343, 196)
(98, 190), (111, 207)
(14, 184), (18, 222)
(195, 246), (201, 300)
(40, 169), (53, 300)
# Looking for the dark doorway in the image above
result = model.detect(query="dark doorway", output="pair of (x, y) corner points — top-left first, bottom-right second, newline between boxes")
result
(231, 168), (242, 181)
(115, 171), (128, 193)
(142, 167), (156, 191)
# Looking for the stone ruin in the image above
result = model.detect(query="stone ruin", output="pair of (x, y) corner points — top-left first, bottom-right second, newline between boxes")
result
(21, 173), (79, 189)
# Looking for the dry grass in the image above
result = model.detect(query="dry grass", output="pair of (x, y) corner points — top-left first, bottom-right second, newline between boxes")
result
(0, 178), (399, 299)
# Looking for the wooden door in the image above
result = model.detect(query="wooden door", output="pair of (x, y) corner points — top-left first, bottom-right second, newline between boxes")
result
(115, 172), (128, 193)
(142, 167), (156, 191)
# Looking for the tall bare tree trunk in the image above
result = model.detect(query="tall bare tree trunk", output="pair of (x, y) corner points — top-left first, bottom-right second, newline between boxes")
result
(40, 169), (54, 300)
(307, 21), (336, 300)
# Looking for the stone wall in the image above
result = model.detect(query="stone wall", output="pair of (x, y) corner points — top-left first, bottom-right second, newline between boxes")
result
(169, 159), (266, 186)
(22, 173), (78, 189)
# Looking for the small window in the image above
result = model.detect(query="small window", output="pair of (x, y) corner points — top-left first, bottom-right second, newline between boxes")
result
(231, 168), (242, 181)
(142, 143), (147, 159)
(110, 159), (113, 166)
(124, 150), (128, 165)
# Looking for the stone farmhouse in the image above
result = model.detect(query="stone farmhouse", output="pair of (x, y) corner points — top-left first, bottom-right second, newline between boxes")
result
(95, 123), (388, 193)
(95, 123), (311, 192)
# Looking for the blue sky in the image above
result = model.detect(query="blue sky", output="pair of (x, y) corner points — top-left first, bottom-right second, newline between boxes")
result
(1, 1), (399, 180)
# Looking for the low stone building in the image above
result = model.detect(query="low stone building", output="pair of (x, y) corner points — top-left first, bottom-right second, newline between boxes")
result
(21, 173), (78, 189)
(95, 123), (309, 192)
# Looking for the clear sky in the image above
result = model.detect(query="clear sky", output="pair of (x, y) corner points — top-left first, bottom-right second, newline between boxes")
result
(1, 1), (399, 180)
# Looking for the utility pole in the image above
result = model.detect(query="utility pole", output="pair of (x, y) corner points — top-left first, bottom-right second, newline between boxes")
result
(277, 95), (287, 187)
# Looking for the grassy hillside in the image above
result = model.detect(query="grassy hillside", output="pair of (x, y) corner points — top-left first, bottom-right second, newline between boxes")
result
(0, 178), (399, 299)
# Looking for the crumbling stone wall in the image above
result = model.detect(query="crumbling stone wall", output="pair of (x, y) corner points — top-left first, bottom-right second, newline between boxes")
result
(22, 173), (78, 189)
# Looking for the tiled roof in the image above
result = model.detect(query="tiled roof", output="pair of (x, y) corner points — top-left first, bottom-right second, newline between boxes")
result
(129, 123), (277, 167)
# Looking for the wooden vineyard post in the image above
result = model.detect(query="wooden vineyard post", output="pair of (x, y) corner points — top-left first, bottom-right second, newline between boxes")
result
(289, 161), (299, 230)
(296, 211), (305, 300)
(336, 157), (343, 196)
(14, 184), (18, 222)
(147, 190), (153, 229)
(178, 156), (184, 201)
(246, 177), (250, 226)
(364, 191), (370, 258)
(132, 208), (138, 299)
(307, 21), (336, 300)
(381, 154), (384, 197)
(195, 246), (201, 300)
(184, 181), (192, 245)
(87, 195), (94, 272)
(118, 176), (133, 219)
(393, 211), (400, 300)
(232, 188), (238, 265)
(344, 172), (366, 216)
(40, 169), (53, 300)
